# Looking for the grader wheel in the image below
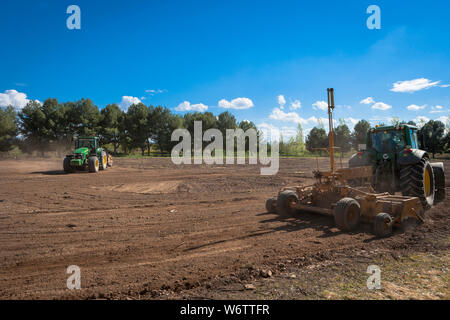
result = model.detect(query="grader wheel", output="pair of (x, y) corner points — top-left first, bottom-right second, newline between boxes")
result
(374, 212), (393, 238)
(265, 197), (277, 213)
(333, 197), (361, 231)
(276, 190), (298, 217)
(400, 158), (435, 209)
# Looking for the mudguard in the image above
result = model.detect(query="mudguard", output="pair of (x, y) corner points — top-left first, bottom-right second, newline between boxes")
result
(397, 149), (428, 166)
(348, 152), (371, 167)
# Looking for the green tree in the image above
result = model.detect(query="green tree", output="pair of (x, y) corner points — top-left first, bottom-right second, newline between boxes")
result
(99, 104), (123, 155)
(150, 106), (184, 154)
(295, 123), (305, 154)
(418, 120), (446, 158)
(66, 98), (101, 136)
(183, 112), (217, 150)
(217, 112), (237, 135)
(305, 127), (328, 152)
(18, 100), (48, 154)
(124, 103), (150, 156)
(238, 120), (257, 132)
(0, 106), (18, 152)
(352, 120), (370, 150)
(444, 131), (450, 153)
(334, 123), (352, 152)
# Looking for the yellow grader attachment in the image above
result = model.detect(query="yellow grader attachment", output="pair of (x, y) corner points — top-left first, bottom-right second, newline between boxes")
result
(266, 88), (425, 237)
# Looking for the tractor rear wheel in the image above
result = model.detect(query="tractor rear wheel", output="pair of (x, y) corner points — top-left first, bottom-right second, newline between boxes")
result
(374, 212), (393, 238)
(63, 157), (73, 173)
(276, 190), (298, 217)
(431, 162), (445, 203)
(99, 151), (108, 170)
(88, 156), (100, 173)
(266, 197), (277, 213)
(400, 158), (435, 209)
(334, 197), (361, 231)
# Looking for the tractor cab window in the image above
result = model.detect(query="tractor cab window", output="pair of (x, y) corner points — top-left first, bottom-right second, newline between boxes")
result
(410, 129), (419, 149)
(370, 130), (406, 153)
(76, 139), (95, 150)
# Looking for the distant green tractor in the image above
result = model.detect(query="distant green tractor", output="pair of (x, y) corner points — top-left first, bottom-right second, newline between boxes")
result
(63, 136), (110, 173)
(349, 124), (445, 209)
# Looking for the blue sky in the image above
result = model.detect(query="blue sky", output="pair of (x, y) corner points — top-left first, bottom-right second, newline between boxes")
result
(1, 0), (449, 138)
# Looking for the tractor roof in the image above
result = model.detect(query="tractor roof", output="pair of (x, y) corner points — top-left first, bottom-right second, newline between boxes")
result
(371, 124), (417, 131)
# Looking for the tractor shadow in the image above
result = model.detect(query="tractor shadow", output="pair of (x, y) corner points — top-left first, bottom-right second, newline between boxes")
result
(182, 210), (381, 253)
(257, 210), (375, 239)
(30, 170), (89, 175)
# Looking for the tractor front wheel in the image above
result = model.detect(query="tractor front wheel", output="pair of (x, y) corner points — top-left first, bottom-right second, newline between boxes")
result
(400, 158), (435, 209)
(88, 156), (100, 173)
(334, 197), (361, 231)
(63, 157), (73, 173)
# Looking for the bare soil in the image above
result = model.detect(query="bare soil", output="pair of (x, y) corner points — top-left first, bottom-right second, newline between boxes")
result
(0, 157), (448, 299)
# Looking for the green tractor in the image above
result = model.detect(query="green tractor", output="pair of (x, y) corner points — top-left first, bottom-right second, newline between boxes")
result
(63, 136), (110, 173)
(349, 124), (445, 209)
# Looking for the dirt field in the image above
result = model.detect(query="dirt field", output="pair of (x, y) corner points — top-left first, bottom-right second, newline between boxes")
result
(0, 158), (448, 299)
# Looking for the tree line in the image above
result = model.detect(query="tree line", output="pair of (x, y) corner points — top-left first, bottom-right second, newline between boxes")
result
(0, 98), (449, 157)
(0, 98), (257, 156)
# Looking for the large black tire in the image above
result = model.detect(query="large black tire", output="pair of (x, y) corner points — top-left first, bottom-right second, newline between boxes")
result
(265, 197), (277, 213)
(431, 162), (445, 203)
(276, 190), (298, 217)
(63, 157), (73, 173)
(88, 156), (99, 173)
(374, 212), (393, 238)
(99, 151), (107, 171)
(400, 158), (435, 209)
(333, 197), (361, 231)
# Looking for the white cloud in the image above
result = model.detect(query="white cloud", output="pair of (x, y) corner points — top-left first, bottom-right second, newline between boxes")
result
(372, 102), (392, 111)
(277, 95), (286, 109)
(290, 99), (301, 110)
(257, 122), (298, 142)
(145, 89), (166, 95)
(440, 84), (450, 88)
(175, 101), (208, 112)
(346, 117), (360, 126)
(391, 78), (440, 93)
(360, 97), (375, 105)
(430, 105), (446, 114)
(413, 116), (430, 125)
(0, 89), (31, 110)
(269, 107), (308, 124)
(407, 104), (426, 111)
(435, 116), (449, 124)
(269, 108), (333, 129)
(312, 100), (328, 111)
(118, 96), (142, 110)
(218, 97), (253, 110)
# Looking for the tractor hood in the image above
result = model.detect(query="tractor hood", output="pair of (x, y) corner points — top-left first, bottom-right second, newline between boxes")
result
(74, 147), (89, 155)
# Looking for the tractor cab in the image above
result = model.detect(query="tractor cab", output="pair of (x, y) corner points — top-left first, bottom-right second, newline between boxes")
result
(367, 124), (419, 161)
(74, 137), (99, 155)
